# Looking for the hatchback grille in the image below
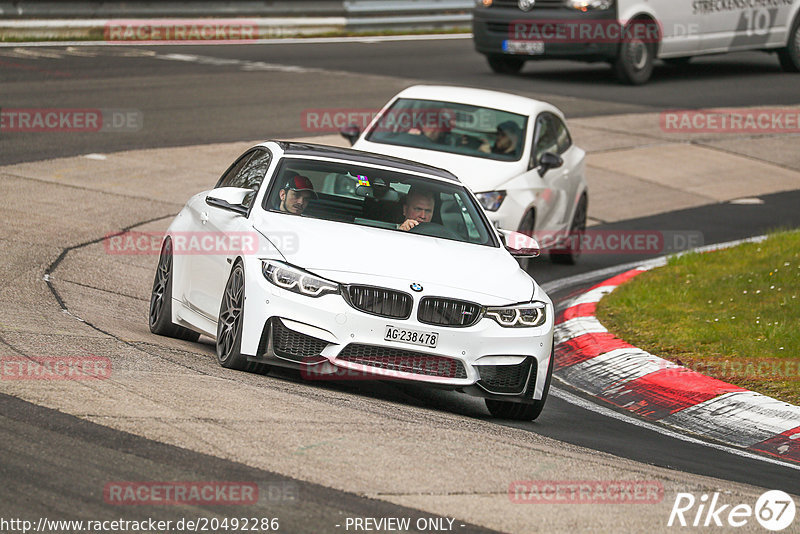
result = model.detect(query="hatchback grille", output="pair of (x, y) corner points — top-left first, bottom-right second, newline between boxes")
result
(418, 297), (482, 328)
(477, 359), (534, 394)
(344, 285), (412, 319)
(337, 344), (467, 379)
(270, 319), (328, 362)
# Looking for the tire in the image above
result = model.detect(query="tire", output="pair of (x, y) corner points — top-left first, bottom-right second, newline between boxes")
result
(487, 54), (524, 74)
(516, 210), (536, 272)
(550, 194), (587, 265)
(149, 239), (201, 342)
(485, 344), (555, 421)
(613, 20), (657, 85)
(778, 16), (800, 72)
(216, 262), (249, 370)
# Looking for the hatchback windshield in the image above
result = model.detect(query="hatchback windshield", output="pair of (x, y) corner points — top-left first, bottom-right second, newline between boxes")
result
(264, 158), (498, 247)
(365, 98), (528, 161)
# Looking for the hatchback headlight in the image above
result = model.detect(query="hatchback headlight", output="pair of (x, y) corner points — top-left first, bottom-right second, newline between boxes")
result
(485, 302), (547, 328)
(565, 0), (614, 10)
(476, 191), (507, 212)
(262, 261), (339, 298)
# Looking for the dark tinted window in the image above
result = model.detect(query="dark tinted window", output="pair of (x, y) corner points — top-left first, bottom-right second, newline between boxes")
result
(531, 113), (571, 167)
(217, 149), (272, 207)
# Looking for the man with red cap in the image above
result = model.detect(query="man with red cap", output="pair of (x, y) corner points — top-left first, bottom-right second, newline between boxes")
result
(279, 174), (317, 215)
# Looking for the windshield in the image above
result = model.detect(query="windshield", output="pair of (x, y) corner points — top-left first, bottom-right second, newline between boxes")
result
(263, 158), (498, 247)
(365, 98), (528, 161)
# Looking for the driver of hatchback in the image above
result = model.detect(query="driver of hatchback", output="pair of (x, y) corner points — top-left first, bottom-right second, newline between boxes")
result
(398, 187), (435, 231)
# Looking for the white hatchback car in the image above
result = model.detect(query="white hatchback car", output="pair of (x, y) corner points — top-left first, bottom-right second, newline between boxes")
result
(149, 141), (555, 420)
(343, 85), (589, 264)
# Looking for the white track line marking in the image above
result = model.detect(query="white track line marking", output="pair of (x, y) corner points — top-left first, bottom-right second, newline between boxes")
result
(550, 385), (800, 471)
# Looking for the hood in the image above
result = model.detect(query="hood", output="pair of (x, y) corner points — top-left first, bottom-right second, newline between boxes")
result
(253, 212), (534, 303)
(354, 140), (525, 193)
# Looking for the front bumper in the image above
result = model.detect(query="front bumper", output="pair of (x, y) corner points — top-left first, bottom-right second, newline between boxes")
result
(473, 6), (620, 61)
(239, 260), (554, 402)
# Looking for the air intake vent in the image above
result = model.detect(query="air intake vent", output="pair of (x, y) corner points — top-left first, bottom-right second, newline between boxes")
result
(337, 344), (467, 379)
(270, 319), (328, 362)
(345, 285), (412, 319)
(418, 297), (482, 328)
(477, 359), (534, 394)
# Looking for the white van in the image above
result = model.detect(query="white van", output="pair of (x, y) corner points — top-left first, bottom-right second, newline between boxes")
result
(472, 0), (800, 84)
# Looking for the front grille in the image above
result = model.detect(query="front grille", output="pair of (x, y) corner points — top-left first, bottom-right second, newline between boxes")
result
(418, 297), (482, 328)
(337, 344), (467, 379)
(345, 285), (412, 319)
(271, 319), (328, 362)
(487, 21), (510, 34)
(490, 0), (565, 8)
(477, 359), (534, 394)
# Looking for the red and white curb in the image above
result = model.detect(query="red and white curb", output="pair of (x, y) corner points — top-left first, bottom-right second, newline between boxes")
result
(554, 267), (800, 464)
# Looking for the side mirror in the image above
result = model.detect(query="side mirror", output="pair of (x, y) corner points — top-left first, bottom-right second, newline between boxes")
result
(498, 229), (540, 258)
(205, 187), (252, 216)
(340, 124), (361, 146)
(537, 152), (563, 177)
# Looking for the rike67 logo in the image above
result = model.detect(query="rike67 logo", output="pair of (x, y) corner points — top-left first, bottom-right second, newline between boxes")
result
(668, 490), (796, 531)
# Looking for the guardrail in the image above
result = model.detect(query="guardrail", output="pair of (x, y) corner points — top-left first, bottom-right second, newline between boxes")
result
(0, 0), (474, 40)
(0, 0), (474, 18)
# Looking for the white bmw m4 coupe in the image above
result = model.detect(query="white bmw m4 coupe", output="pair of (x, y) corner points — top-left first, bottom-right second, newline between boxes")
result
(149, 141), (555, 420)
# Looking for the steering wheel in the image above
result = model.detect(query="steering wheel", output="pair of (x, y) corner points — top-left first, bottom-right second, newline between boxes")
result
(408, 222), (462, 240)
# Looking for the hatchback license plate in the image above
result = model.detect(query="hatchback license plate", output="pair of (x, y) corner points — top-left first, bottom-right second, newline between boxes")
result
(503, 40), (544, 55)
(384, 326), (438, 348)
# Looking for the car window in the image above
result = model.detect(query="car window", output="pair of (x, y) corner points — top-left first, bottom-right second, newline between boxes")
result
(531, 113), (570, 167)
(217, 149), (272, 208)
(365, 98), (528, 162)
(262, 158), (498, 247)
(216, 151), (253, 189)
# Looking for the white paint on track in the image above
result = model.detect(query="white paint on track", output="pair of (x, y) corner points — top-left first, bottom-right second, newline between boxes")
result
(550, 385), (800, 471)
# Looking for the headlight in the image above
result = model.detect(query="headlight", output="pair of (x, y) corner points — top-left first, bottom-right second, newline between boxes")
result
(565, 0), (614, 10)
(474, 0), (493, 7)
(485, 302), (547, 328)
(476, 191), (506, 212)
(262, 261), (339, 298)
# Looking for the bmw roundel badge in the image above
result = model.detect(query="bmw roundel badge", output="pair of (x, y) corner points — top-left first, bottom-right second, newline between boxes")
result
(410, 283), (423, 292)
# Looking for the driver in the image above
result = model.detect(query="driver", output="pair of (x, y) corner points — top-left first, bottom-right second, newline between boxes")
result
(398, 187), (435, 231)
(278, 174), (317, 215)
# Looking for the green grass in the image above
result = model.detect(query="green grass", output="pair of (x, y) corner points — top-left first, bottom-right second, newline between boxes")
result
(596, 230), (800, 405)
